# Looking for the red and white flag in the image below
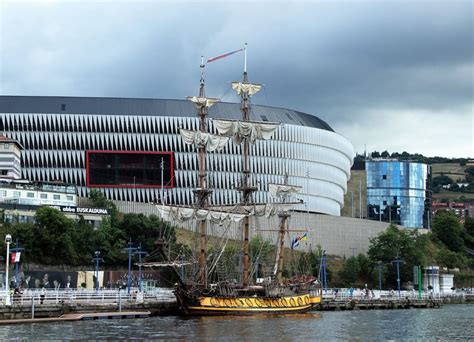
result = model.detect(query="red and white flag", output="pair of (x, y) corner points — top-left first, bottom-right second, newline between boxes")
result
(11, 252), (21, 263)
(207, 48), (244, 63)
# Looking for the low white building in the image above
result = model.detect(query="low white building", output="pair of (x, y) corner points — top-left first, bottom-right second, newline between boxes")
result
(0, 136), (23, 180)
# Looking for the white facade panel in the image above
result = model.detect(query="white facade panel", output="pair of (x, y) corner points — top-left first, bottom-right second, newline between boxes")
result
(0, 104), (354, 216)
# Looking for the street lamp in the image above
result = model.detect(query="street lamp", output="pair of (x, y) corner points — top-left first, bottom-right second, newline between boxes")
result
(92, 251), (103, 291)
(134, 243), (147, 292)
(391, 254), (404, 298)
(375, 261), (383, 291)
(5, 234), (12, 306)
(10, 238), (24, 288)
(123, 239), (137, 295)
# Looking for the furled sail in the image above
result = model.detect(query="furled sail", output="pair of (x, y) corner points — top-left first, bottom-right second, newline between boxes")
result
(268, 183), (302, 197)
(217, 203), (300, 217)
(213, 119), (279, 144)
(159, 206), (246, 223)
(186, 96), (220, 109)
(180, 129), (230, 152)
(231, 82), (262, 96)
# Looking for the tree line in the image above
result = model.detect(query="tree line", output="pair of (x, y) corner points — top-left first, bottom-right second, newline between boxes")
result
(0, 191), (178, 267)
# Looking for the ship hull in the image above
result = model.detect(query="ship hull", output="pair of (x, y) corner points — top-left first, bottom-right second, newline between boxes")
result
(176, 292), (321, 316)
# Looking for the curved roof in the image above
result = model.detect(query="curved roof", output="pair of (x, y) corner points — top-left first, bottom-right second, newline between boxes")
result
(0, 95), (334, 132)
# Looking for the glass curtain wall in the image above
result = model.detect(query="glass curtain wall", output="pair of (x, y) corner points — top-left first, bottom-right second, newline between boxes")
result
(366, 160), (428, 228)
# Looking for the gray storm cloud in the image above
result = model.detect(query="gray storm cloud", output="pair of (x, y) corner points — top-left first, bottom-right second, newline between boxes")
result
(0, 0), (472, 157)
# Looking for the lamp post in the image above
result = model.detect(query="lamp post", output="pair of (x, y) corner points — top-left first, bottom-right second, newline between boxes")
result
(350, 247), (357, 285)
(10, 238), (24, 288)
(375, 261), (383, 291)
(392, 254), (404, 298)
(319, 250), (327, 289)
(133, 243), (147, 292)
(123, 239), (137, 295)
(5, 234), (12, 306)
(92, 251), (103, 291)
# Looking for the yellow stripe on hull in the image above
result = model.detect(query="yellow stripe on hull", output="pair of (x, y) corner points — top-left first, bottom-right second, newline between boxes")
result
(188, 304), (312, 312)
(183, 293), (321, 315)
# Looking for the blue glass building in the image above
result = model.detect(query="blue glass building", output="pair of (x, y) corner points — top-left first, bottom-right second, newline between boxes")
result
(366, 160), (429, 228)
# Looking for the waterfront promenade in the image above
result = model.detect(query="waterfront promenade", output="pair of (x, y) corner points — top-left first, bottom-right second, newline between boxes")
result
(0, 287), (469, 322)
(0, 288), (177, 320)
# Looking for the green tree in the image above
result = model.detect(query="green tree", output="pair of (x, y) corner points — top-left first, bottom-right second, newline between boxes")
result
(432, 210), (464, 252)
(368, 225), (426, 288)
(436, 249), (466, 269)
(465, 216), (474, 237)
(117, 213), (177, 254)
(89, 189), (119, 226)
(339, 256), (360, 285)
(92, 216), (126, 266)
(71, 216), (96, 265)
(33, 207), (78, 265)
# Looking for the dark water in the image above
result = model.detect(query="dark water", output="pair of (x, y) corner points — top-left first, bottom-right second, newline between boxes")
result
(0, 305), (472, 341)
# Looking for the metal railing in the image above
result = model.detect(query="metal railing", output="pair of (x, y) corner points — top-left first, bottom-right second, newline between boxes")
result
(0, 287), (176, 307)
(321, 288), (466, 301)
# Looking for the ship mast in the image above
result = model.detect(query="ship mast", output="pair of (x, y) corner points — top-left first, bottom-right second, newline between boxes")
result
(193, 57), (213, 287)
(236, 44), (257, 287)
(275, 174), (290, 284)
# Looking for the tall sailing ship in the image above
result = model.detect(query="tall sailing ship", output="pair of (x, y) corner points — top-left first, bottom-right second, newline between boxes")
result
(151, 46), (321, 315)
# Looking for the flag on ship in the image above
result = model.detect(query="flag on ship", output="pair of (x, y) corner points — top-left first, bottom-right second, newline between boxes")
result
(291, 232), (309, 249)
(207, 48), (244, 63)
(300, 232), (308, 242)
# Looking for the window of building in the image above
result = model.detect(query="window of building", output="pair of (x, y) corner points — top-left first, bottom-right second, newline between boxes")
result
(1, 190), (6, 196)
(260, 115), (269, 122)
(27, 192), (34, 198)
(61, 104), (66, 111)
(4, 144), (10, 150)
(13, 191), (20, 198)
(1, 170), (7, 175)
(53, 194), (61, 200)
(66, 195), (74, 201)
(40, 193), (48, 199)
(383, 200), (387, 205)
(382, 175), (387, 179)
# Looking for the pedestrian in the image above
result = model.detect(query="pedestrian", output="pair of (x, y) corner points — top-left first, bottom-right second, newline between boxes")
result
(40, 287), (46, 304)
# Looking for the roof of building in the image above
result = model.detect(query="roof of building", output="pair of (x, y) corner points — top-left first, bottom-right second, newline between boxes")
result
(0, 135), (24, 149)
(0, 95), (334, 132)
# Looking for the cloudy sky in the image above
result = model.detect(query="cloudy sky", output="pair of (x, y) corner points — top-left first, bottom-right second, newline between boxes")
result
(1, 0), (472, 157)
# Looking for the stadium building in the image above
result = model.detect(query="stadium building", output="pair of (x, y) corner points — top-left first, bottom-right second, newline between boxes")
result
(0, 95), (354, 216)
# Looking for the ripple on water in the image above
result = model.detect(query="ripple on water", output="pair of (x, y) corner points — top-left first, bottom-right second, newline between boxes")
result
(0, 305), (472, 340)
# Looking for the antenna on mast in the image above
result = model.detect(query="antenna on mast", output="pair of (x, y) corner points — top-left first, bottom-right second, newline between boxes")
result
(199, 56), (205, 97)
(244, 43), (248, 73)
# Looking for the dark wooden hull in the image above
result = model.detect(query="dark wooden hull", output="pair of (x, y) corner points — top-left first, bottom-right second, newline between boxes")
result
(175, 291), (321, 316)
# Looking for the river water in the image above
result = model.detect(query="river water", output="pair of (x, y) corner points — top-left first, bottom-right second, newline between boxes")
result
(0, 305), (472, 340)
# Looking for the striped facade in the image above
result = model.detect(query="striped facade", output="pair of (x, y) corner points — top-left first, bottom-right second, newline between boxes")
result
(0, 96), (354, 216)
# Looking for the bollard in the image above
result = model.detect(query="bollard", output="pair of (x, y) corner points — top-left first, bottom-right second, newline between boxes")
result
(31, 296), (35, 319)
(118, 289), (122, 312)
